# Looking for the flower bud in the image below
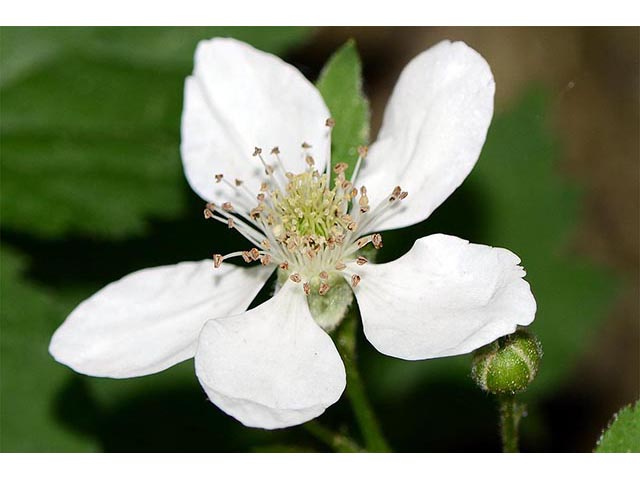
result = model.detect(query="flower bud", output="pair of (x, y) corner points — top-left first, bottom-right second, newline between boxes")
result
(471, 329), (543, 395)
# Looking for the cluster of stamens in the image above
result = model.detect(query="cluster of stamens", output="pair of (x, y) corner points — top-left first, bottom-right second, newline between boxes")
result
(205, 119), (408, 296)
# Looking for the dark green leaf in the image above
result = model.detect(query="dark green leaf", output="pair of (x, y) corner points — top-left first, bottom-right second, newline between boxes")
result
(316, 39), (370, 180)
(0, 27), (311, 239)
(595, 400), (640, 452)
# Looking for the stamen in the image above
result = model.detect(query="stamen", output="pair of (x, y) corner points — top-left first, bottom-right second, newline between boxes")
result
(356, 256), (368, 265)
(351, 274), (361, 288)
(280, 261), (289, 270)
(303, 282), (311, 295)
(260, 254), (272, 266)
(319, 271), (329, 280)
(318, 282), (330, 296)
(227, 218), (234, 229)
(372, 233), (383, 249)
(290, 273), (302, 283)
(215, 173), (224, 183)
(213, 254), (223, 268)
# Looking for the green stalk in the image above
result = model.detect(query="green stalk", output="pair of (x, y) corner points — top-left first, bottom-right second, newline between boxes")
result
(335, 312), (391, 452)
(499, 394), (525, 453)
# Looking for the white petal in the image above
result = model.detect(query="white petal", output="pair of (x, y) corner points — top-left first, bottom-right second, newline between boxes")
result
(356, 40), (495, 232)
(49, 261), (273, 378)
(195, 280), (346, 429)
(348, 234), (536, 360)
(181, 38), (331, 207)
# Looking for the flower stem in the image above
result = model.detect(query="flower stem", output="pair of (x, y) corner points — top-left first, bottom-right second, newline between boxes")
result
(336, 312), (391, 452)
(304, 421), (363, 453)
(498, 394), (525, 452)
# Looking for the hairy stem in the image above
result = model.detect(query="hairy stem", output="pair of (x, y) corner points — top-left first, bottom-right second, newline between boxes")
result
(335, 312), (391, 452)
(304, 421), (362, 453)
(499, 394), (525, 453)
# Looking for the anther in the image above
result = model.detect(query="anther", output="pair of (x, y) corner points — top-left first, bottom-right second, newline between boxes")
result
(351, 274), (361, 288)
(234, 178), (243, 187)
(335, 261), (346, 271)
(347, 222), (357, 231)
(260, 254), (272, 266)
(301, 142), (312, 149)
(270, 146), (280, 155)
(222, 202), (234, 212)
(203, 209), (214, 219)
(252, 147), (262, 157)
(325, 117), (336, 128)
(333, 163), (348, 174)
(227, 218), (234, 229)
(357, 145), (368, 158)
(215, 174), (224, 183)
(356, 256), (368, 265)
(213, 254), (223, 268)
(249, 248), (260, 261)
(400, 191), (408, 200)
(279, 261), (289, 270)
(290, 273), (302, 283)
(319, 282), (330, 296)
(241, 251), (252, 263)
(372, 233), (383, 249)
(305, 155), (315, 167)
(260, 239), (271, 250)
(319, 271), (329, 280)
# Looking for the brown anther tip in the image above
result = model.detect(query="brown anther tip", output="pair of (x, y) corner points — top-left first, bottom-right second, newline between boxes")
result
(227, 218), (234, 229)
(335, 261), (346, 271)
(265, 165), (274, 175)
(301, 142), (312, 149)
(360, 206), (370, 214)
(347, 222), (357, 231)
(234, 178), (243, 187)
(351, 274), (361, 288)
(252, 147), (262, 157)
(279, 261), (289, 270)
(222, 202), (234, 212)
(305, 155), (315, 167)
(241, 251), (252, 263)
(290, 273), (302, 283)
(356, 256), (368, 265)
(249, 248), (260, 261)
(325, 117), (335, 128)
(214, 174), (224, 183)
(260, 254), (272, 266)
(319, 271), (329, 280)
(261, 239), (271, 250)
(212, 254), (223, 268)
(360, 186), (368, 195)
(303, 282), (311, 295)
(318, 282), (330, 296)
(203, 209), (213, 219)
(333, 162), (348, 174)
(270, 146), (280, 155)
(372, 233), (383, 249)
(400, 191), (409, 200)
(357, 145), (369, 158)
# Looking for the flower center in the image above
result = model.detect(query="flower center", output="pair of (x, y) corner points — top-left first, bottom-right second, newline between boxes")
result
(204, 121), (408, 301)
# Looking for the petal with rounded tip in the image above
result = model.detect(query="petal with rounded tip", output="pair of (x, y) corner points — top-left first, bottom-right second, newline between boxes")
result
(49, 261), (273, 378)
(195, 280), (346, 429)
(356, 40), (495, 233)
(181, 38), (331, 207)
(347, 234), (536, 360)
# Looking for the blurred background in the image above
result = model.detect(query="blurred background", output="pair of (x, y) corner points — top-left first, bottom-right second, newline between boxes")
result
(1, 27), (638, 452)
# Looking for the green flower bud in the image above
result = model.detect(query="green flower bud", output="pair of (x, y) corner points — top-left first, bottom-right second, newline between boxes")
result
(471, 329), (543, 395)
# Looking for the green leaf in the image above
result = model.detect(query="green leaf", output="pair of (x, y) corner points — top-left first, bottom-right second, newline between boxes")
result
(0, 27), (311, 239)
(0, 247), (99, 452)
(372, 88), (618, 399)
(595, 401), (640, 452)
(316, 39), (370, 180)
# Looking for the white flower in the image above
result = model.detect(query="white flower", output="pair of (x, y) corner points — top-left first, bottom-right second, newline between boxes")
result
(49, 38), (536, 430)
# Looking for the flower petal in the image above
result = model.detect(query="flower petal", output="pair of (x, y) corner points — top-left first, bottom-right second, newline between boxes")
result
(49, 261), (273, 378)
(195, 280), (346, 429)
(356, 40), (495, 232)
(348, 234), (536, 360)
(181, 38), (331, 208)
